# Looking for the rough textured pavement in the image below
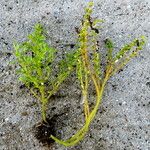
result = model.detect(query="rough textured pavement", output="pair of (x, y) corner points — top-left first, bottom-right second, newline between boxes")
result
(0, 0), (150, 150)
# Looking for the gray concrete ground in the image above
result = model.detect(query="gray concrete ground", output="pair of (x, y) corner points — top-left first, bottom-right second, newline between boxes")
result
(0, 0), (150, 150)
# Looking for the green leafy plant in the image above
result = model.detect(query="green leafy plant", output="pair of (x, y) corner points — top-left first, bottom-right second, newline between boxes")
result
(14, 24), (77, 122)
(50, 1), (146, 146)
(14, 1), (146, 147)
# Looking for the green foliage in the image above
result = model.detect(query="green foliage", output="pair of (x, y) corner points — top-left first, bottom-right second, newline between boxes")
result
(105, 38), (113, 62)
(14, 24), (77, 122)
(14, 1), (146, 147)
(14, 24), (55, 87)
(50, 1), (146, 147)
(114, 37), (145, 61)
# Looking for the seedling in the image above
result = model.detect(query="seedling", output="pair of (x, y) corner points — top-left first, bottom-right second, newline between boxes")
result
(14, 24), (77, 122)
(50, 2), (146, 146)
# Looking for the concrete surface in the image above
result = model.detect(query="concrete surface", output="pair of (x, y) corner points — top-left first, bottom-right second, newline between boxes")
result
(0, 0), (150, 150)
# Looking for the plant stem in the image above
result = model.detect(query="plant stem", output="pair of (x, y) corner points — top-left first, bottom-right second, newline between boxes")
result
(39, 86), (48, 122)
(41, 100), (47, 122)
(83, 90), (90, 120)
(50, 73), (108, 146)
(30, 88), (39, 100)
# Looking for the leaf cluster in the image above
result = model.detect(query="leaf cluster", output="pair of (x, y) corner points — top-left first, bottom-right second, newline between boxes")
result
(14, 24), (77, 121)
(14, 24), (56, 87)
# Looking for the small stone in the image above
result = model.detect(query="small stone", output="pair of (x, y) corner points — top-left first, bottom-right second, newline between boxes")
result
(127, 5), (131, 9)
(5, 118), (9, 122)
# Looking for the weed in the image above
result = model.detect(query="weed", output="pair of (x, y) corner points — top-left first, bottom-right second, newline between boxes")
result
(14, 24), (77, 122)
(50, 1), (146, 146)
(14, 1), (146, 147)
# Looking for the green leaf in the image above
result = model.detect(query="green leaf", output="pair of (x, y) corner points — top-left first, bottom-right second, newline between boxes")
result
(105, 39), (114, 62)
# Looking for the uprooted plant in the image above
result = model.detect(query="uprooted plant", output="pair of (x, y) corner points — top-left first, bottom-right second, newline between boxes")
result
(14, 1), (146, 147)
(50, 2), (146, 146)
